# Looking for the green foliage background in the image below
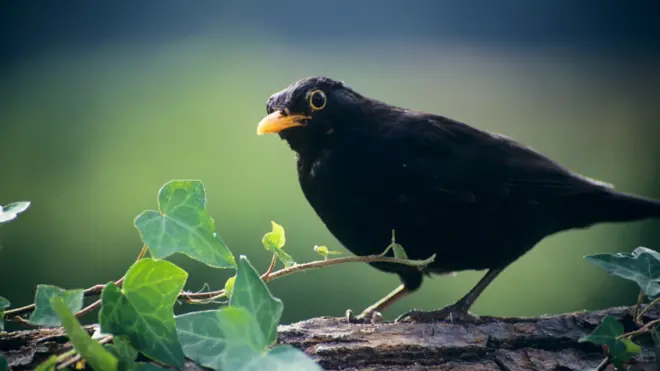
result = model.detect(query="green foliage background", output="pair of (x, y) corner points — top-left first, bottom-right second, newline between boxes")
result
(2, 35), (660, 327)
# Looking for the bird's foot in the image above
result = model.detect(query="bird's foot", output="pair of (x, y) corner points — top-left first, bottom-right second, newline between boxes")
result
(394, 304), (479, 324)
(345, 309), (384, 324)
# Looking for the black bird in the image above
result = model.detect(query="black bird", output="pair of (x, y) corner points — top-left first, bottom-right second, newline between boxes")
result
(256, 76), (660, 323)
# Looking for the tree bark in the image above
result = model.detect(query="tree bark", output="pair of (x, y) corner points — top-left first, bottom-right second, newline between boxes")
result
(1, 306), (657, 370)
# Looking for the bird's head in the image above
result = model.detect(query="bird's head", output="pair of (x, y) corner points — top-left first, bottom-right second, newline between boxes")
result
(256, 76), (367, 153)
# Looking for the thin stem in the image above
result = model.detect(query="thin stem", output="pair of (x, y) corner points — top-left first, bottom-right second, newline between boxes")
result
(73, 245), (148, 318)
(595, 357), (610, 371)
(57, 335), (113, 370)
(75, 299), (101, 318)
(263, 253), (433, 283)
(4, 280), (106, 318)
(262, 255), (278, 279)
(183, 255), (277, 304)
(6, 245), (148, 321)
(181, 253), (435, 303)
(619, 318), (660, 339)
(633, 291), (645, 321)
(55, 349), (78, 363)
(636, 296), (660, 322)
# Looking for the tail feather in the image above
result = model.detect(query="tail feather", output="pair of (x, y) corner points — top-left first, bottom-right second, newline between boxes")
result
(585, 190), (660, 224)
(546, 190), (660, 234)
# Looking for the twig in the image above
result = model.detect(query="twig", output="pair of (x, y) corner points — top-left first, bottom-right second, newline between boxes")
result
(5, 284), (106, 319)
(262, 253), (434, 282)
(75, 299), (102, 319)
(636, 296), (660, 322)
(6, 245), (148, 321)
(57, 335), (113, 370)
(595, 357), (610, 371)
(633, 291), (645, 321)
(54, 349), (77, 367)
(73, 245), (148, 318)
(262, 255), (278, 279)
(619, 318), (660, 340)
(181, 253), (436, 303)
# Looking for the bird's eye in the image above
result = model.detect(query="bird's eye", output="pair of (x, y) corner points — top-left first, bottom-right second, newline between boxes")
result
(308, 89), (327, 111)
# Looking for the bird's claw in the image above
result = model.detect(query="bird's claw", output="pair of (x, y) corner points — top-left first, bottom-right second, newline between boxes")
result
(345, 309), (384, 324)
(394, 305), (479, 324)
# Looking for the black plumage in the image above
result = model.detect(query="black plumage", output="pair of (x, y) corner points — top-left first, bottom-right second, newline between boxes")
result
(256, 76), (660, 323)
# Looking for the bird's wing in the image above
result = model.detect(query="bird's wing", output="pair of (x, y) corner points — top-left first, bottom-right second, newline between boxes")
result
(381, 111), (614, 204)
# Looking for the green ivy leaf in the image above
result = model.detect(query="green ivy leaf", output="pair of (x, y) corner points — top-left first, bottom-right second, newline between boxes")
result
(224, 275), (236, 299)
(134, 180), (236, 268)
(229, 256), (283, 345)
(105, 335), (138, 369)
(578, 315), (624, 345)
(99, 258), (187, 369)
(176, 307), (267, 371)
(0, 296), (10, 331)
(33, 355), (57, 371)
(578, 315), (639, 364)
(263, 221), (285, 249)
(391, 242), (408, 260)
(585, 247), (660, 297)
(28, 285), (84, 327)
(134, 364), (169, 371)
(243, 345), (322, 371)
(651, 325), (660, 371)
(51, 297), (118, 371)
(261, 221), (296, 268)
(313, 245), (342, 260)
(0, 201), (30, 224)
(620, 337), (642, 357)
(0, 354), (7, 371)
(383, 230), (408, 259)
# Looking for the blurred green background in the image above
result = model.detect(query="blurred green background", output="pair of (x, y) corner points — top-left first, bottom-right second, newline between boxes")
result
(1, 2), (660, 327)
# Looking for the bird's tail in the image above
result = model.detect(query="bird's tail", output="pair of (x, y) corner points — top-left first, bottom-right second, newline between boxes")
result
(546, 190), (660, 234)
(577, 190), (660, 226)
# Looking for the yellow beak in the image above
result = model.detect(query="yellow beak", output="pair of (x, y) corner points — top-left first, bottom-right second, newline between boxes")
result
(256, 111), (310, 135)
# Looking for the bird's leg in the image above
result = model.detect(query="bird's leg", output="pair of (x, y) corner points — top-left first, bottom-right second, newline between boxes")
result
(395, 268), (504, 323)
(345, 284), (410, 324)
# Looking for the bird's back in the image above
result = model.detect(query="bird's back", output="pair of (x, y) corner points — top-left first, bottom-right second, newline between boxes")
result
(296, 108), (660, 275)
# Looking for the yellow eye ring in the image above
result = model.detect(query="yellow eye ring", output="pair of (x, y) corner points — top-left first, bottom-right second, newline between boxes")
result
(308, 89), (327, 111)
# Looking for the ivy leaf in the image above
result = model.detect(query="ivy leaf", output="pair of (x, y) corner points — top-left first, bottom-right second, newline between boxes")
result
(51, 297), (118, 371)
(176, 307), (267, 371)
(578, 315), (640, 364)
(0, 296), (10, 331)
(99, 258), (187, 368)
(134, 180), (236, 268)
(33, 355), (57, 371)
(391, 242), (408, 260)
(28, 285), (84, 327)
(105, 335), (138, 369)
(261, 221), (296, 268)
(224, 275), (236, 299)
(584, 247), (660, 297)
(229, 256), (284, 345)
(313, 245), (342, 260)
(134, 364), (169, 370)
(385, 230), (408, 259)
(0, 201), (30, 224)
(620, 337), (642, 357)
(578, 315), (624, 345)
(243, 345), (322, 371)
(262, 221), (285, 249)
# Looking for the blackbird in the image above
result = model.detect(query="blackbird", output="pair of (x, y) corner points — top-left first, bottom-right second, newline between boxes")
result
(256, 76), (660, 323)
